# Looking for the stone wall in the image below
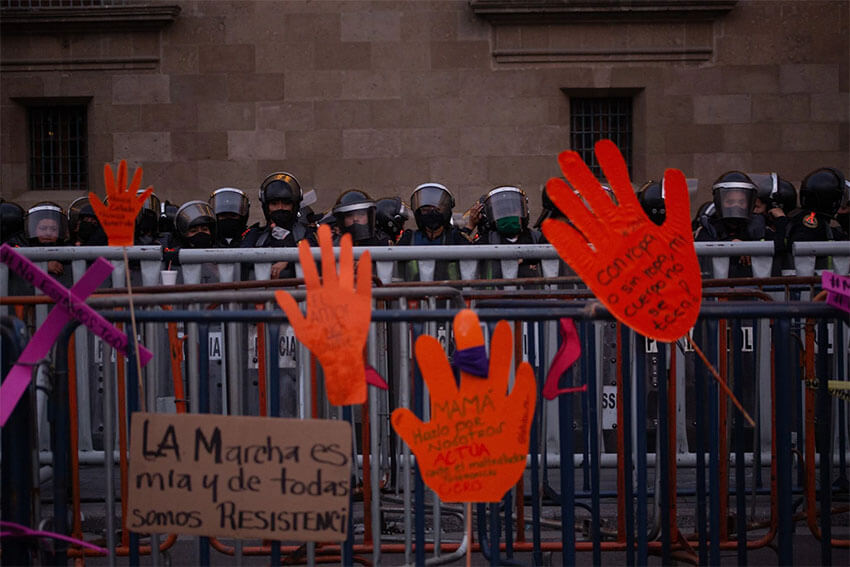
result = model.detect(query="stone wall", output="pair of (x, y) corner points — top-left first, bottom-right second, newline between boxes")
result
(1, 0), (847, 222)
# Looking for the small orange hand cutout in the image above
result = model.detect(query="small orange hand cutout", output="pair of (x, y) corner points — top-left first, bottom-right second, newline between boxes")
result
(391, 309), (537, 503)
(90, 160), (153, 247)
(542, 140), (702, 342)
(275, 224), (372, 406)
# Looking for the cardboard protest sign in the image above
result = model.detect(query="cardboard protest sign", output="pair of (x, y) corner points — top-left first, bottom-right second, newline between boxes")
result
(275, 224), (372, 406)
(0, 247), (153, 425)
(127, 413), (351, 541)
(822, 270), (850, 314)
(542, 140), (702, 342)
(391, 309), (536, 503)
(90, 160), (153, 247)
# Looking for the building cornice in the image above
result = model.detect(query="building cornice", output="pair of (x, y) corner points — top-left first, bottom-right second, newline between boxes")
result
(0, 5), (181, 34)
(469, 0), (738, 24)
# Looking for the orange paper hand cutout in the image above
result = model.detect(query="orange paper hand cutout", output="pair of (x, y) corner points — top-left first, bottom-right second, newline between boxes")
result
(391, 309), (537, 503)
(542, 140), (702, 342)
(275, 224), (372, 406)
(90, 160), (153, 247)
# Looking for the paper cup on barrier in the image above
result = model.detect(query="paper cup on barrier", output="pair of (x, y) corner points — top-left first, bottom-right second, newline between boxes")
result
(161, 270), (178, 285)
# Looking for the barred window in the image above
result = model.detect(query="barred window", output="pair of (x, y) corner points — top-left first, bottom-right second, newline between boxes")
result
(570, 97), (633, 178)
(28, 104), (89, 191)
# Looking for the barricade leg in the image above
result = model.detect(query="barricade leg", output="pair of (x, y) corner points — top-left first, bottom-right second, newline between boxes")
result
(775, 317), (794, 563)
(1, 316), (35, 565)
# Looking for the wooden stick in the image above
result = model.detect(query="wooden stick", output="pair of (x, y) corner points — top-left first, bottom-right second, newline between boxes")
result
(123, 248), (145, 412)
(466, 501), (472, 567)
(683, 334), (755, 427)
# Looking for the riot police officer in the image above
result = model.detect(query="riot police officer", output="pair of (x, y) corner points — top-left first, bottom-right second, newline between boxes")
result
(22, 202), (70, 277)
(375, 197), (410, 243)
(637, 180), (666, 226)
(695, 171), (768, 277)
(0, 200), (25, 244)
(175, 200), (216, 249)
(209, 187), (250, 247)
(477, 185), (545, 279)
(332, 189), (390, 246)
(396, 183), (466, 280)
(241, 172), (316, 279)
(787, 167), (847, 242)
(68, 196), (107, 246)
(786, 168), (848, 271)
(134, 190), (161, 245)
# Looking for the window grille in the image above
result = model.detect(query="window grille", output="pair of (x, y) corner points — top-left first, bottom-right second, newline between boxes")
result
(29, 104), (88, 191)
(570, 97), (633, 178)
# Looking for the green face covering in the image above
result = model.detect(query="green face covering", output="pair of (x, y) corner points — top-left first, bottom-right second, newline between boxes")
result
(496, 216), (522, 236)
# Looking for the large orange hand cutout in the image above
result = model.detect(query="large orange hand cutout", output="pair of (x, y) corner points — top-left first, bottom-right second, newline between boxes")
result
(391, 310), (537, 503)
(275, 224), (372, 406)
(90, 160), (153, 247)
(542, 140), (702, 342)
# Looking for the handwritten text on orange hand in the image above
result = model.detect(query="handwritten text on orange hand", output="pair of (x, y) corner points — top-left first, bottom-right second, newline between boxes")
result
(391, 309), (537, 503)
(541, 140), (702, 342)
(89, 160), (153, 247)
(275, 224), (372, 406)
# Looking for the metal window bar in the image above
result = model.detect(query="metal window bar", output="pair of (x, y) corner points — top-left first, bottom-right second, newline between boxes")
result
(28, 105), (88, 191)
(570, 97), (633, 178)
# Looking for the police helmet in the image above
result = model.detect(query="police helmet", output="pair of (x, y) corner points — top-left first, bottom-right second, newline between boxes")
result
(748, 172), (798, 215)
(376, 197), (410, 240)
(210, 187), (250, 220)
(135, 189), (161, 236)
(0, 200), (25, 242)
(800, 167), (845, 216)
(483, 186), (529, 233)
(25, 202), (69, 245)
(711, 171), (756, 221)
(175, 200), (216, 240)
(410, 183), (454, 231)
(259, 172), (302, 219)
(332, 189), (376, 242)
(68, 196), (93, 229)
(637, 180), (665, 225)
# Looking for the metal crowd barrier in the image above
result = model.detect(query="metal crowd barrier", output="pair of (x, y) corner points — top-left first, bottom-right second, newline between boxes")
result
(1, 242), (848, 565)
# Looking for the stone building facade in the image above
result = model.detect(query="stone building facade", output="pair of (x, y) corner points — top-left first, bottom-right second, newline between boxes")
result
(1, 0), (847, 223)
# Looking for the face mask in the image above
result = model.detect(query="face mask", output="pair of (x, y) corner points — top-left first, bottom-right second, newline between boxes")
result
(496, 216), (522, 236)
(77, 221), (98, 242)
(418, 209), (444, 231)
(269, 209), (295, 229)
(188, 232), (213, 248)
(217, 218), (244, 240)
(136, 215), (157, 236)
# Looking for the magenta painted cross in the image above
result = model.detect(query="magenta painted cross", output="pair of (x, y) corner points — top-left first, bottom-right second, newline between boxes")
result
(0, 245), (152, 426)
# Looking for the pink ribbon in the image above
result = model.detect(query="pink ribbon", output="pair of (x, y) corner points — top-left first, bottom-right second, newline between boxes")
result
(0, 521), (108, 554)
(542, 318), (586, 400)
(366, 364), (388, 390)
